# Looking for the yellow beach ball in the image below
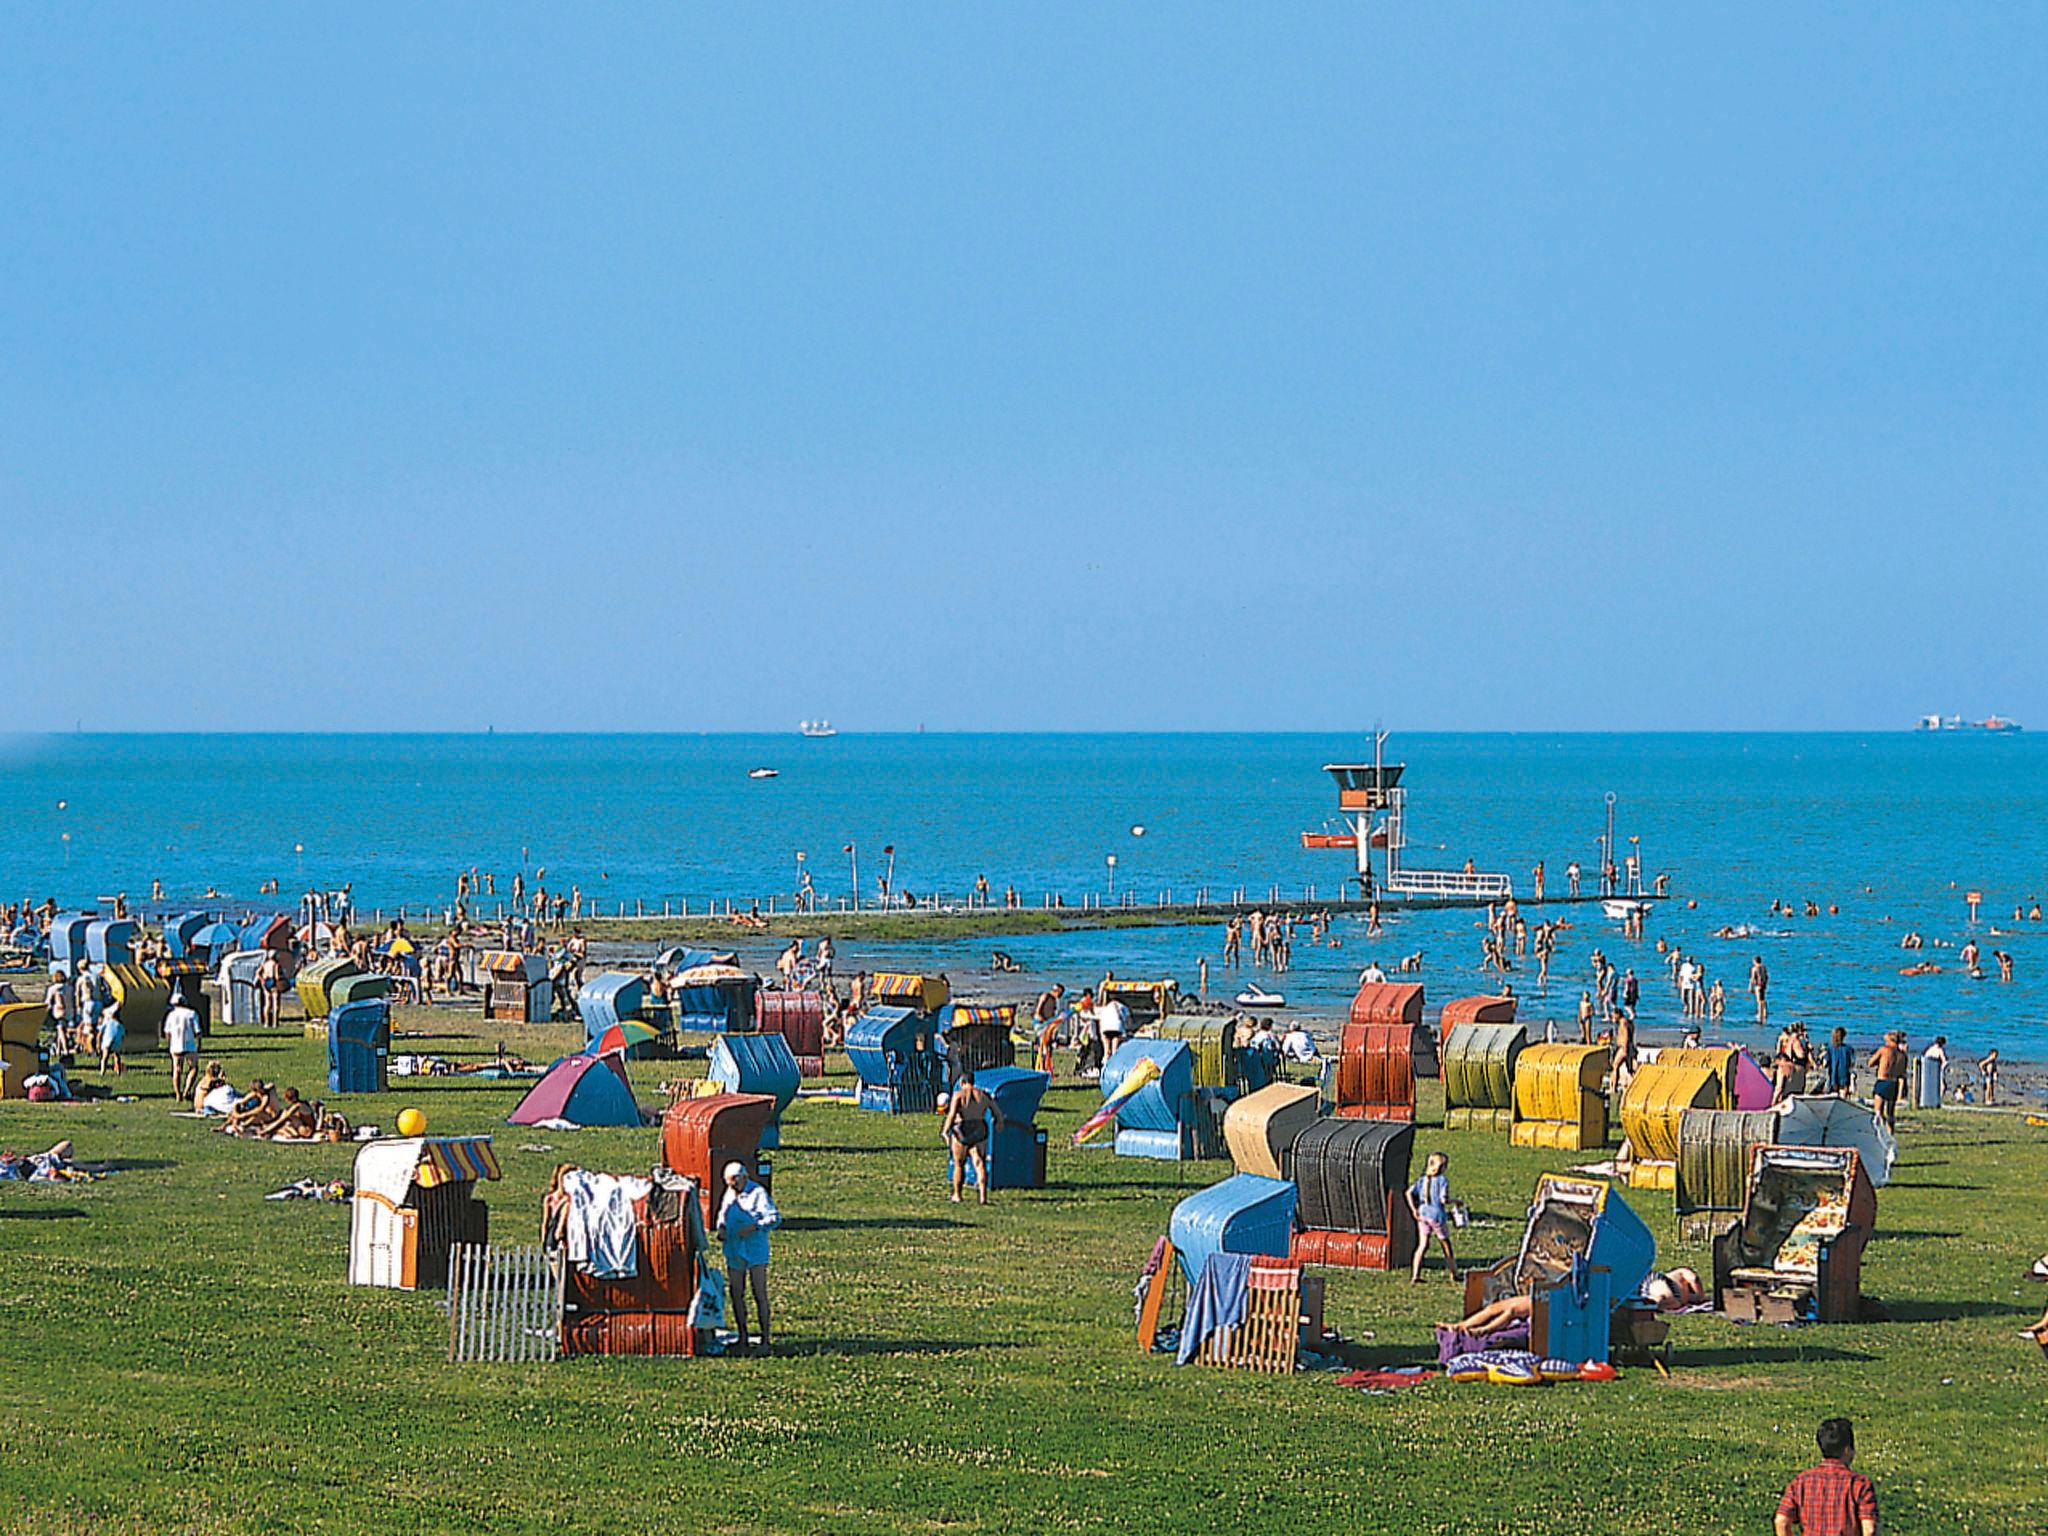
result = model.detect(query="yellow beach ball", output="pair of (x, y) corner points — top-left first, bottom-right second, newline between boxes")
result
(396, 1107), (426, 1137)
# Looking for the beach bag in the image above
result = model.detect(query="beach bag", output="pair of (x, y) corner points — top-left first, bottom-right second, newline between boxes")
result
(687, 1268), (728, 1332)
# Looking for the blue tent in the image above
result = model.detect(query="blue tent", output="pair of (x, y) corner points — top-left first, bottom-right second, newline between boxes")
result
(507, 1053), (641, 1128)
(708, 1032), (800, 1148)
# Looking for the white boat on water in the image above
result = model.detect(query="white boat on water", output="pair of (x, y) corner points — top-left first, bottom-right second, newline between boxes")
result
(748, 767), (778, 779)
(1602, 897), (1650, 921)
(1235, 985), (1286, 1009)
(799, 720), (838, 738)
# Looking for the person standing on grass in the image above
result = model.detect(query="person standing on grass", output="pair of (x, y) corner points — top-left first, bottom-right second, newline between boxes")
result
(1031, 984), (1064, 1076)
(942, 1069), (1005, 1205)
(1406, 1152), (1458, 1285)
(43, 971), (71, 1057)
(76, 966), (102, 1060)
(1869, 1033), (1907, 1128)
(1824, 1026), (1855, 1097)
(255, 949), (283, 1029)
(162, 990), (201, 1103)
(716, 1160), (779, 1353)
(96, 993), (125, 1076)
(1774, 1417), (1878, 1536)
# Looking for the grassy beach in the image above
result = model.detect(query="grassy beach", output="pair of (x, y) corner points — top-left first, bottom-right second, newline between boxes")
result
(2, 1004), (2045, 1536)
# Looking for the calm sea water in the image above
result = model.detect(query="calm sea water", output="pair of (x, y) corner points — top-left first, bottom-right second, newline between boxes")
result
(2, 732), (2044, 1056)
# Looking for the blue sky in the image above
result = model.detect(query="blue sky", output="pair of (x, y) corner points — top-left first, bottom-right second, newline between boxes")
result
(5, 7), (2043, 731)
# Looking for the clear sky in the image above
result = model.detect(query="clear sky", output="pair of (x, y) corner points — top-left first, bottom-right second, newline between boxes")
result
(5, 7), (2043, 732)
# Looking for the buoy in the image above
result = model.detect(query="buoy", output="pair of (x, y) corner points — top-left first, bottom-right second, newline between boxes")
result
(1131, 825), (1146, 837)
(396, 1108), (426, 1137)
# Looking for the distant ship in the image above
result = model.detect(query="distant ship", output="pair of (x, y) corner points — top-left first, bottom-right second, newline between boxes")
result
(1916, 714), (2022, 733)
(800, 720), (838, 738)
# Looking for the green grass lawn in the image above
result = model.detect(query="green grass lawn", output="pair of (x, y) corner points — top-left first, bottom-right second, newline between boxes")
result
(3, 1006), (2045, 1535)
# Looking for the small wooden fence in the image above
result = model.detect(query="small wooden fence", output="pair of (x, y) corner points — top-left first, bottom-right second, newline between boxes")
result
(448, 1243), (563, 1363)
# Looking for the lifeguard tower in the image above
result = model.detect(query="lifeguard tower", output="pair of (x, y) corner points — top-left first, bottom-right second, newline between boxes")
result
(1309, 733), (1510, 900)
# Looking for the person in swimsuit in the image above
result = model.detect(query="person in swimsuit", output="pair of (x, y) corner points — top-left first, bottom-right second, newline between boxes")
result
(941, 1069), (1006, 1205)
(1869, 1033), (1907, 1127)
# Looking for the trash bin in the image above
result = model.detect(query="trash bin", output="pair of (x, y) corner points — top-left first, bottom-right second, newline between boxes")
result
(1914, 1053), (1943, 1109)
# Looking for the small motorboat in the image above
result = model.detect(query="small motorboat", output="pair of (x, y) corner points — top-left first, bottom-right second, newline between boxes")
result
(747, 767), (779, 780)
(1235, 985), (1286, 1009)
(1601, 898), (1650, 921)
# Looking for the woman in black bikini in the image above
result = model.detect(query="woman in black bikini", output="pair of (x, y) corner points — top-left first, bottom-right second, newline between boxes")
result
(941, 1070), (1005, 1206)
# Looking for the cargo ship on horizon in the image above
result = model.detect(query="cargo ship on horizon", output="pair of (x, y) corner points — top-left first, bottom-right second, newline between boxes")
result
(1916, 713), (2021, 733)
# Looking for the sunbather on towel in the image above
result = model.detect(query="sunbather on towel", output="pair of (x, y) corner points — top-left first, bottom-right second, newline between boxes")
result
(1446, 1294), (1532, 1338)
(259, 1087), (319, 1140)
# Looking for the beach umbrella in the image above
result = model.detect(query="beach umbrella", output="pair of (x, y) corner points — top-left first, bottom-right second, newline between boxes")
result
(592, 1021), (660, 1057)
(385, 936), (416, 957)
(193, 921), (241, 952)
(1778, 1095), (1897, 1188)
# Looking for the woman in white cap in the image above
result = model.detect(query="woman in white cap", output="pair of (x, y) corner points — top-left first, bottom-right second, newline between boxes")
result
(716, 1160), (781, 1352)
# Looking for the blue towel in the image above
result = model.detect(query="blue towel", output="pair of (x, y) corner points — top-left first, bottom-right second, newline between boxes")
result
(1177, 1252), (1254, 1365)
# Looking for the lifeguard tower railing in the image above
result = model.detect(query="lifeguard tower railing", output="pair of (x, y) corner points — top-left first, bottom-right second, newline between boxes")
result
(1324, 762), (1404, 813)
(1380, 786), (1512, 900)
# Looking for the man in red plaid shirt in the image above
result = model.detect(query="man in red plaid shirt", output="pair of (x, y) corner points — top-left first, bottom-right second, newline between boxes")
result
(1776, 1417), (1879, 1536)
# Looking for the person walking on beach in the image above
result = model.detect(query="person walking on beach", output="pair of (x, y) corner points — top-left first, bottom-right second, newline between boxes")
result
(1197, 957), (1208, 1000)
(1749, 955), (1770, 1025)
(162, 990), (201, 1102)
(1869, 1033), (1907, 1128)
(1222, 917), (1241, 969)
(1576, 990), (1594, 1044)
(1774, 1417), (1878, 1536)
(1979, 1048), (2000, 1106)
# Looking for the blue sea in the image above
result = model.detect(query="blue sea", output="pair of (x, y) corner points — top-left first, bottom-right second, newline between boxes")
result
(3, 732), (2044, 1058)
